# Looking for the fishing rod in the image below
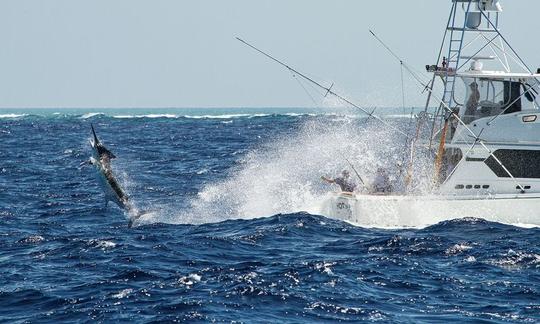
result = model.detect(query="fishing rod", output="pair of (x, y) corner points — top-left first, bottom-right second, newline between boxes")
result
(236, 37), (408, 137)
(342, 156), (369, 191)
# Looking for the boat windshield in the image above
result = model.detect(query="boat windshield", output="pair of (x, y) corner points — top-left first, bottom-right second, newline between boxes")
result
(458, 77), (536, 124)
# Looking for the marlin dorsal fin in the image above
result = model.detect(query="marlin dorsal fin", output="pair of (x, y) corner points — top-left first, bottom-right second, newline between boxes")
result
(91, 124), (100, 145)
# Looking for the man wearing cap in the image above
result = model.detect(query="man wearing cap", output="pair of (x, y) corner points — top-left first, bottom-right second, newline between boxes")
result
(321, 170), (357, 193)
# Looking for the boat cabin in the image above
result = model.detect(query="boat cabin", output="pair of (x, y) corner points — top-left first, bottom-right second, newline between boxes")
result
(457, 70), (540, 125)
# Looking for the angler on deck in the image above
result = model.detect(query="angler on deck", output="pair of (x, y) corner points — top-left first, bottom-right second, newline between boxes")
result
(321, 170), (357, 194)
(322, 167), (397, 195)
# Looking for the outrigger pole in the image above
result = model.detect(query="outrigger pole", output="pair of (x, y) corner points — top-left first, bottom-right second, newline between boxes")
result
(368, 29), (434, 188)
(236, 37), (408, 137)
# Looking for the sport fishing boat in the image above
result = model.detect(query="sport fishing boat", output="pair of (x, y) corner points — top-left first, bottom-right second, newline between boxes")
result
(322, 0), (540, 227)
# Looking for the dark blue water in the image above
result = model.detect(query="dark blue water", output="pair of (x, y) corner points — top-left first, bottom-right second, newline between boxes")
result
(1, 108), (539, 322)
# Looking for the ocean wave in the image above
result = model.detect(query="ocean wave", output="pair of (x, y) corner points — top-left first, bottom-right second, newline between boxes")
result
(4, 111), (540, 323)
(445, 243), (474, 255)
(0, 111), (398, 121)
(283, 112), (319, 117)
(90, 113), (270, 119)
(183, 114), (254, 119)
(111, 288), (133, 299)
(88, 239), (117, 249)
(79, 112), (105, 119)
(17, 235), (45, 244)
(0, 114), (28, 119)
(177, 273), (202, 287)
(182, 113), (323, 119)
(113, 114), (178, 119)
(487, 249), (540, 269)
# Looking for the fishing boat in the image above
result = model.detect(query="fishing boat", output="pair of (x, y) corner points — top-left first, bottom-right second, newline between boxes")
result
(238, 0), (539, 227)
(322, 0), (540, 227)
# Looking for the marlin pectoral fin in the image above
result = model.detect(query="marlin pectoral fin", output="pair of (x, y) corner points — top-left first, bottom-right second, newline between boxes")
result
(78, 160), (92, 169)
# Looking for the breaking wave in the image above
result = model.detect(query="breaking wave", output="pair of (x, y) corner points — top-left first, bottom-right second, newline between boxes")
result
(0, 107), (422, 121)
(112, 114), (178, 119)
(0, 114), (28, 119)
(79, 112), (105, 119)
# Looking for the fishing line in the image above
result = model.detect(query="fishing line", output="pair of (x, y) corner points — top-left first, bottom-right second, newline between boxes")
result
(400, 61), (406, 116)
(290, 70), (320, 107)
(236, 37), (409, 137)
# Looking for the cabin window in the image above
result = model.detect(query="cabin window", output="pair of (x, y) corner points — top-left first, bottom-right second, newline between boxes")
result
(455, 185), (464, 189)
(460, 78), (525, 124)
(503, 81), (522, 114)
(485, 150), (540, 179)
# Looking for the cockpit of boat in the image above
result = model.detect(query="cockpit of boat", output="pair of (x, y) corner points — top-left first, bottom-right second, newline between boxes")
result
(458, 77), (539, 124)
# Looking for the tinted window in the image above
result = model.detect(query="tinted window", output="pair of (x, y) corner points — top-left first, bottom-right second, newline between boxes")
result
(504, 81), (522, 114)
(485, 150), (540, 178)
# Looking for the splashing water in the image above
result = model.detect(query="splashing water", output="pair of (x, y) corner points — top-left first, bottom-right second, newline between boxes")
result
(151, 116), (432, 225)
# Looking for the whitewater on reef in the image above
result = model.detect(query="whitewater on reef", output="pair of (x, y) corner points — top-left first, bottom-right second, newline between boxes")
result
(1, 107), (539, 322)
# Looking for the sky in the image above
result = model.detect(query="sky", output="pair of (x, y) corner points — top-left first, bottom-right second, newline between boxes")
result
(1, 0), (539, 108)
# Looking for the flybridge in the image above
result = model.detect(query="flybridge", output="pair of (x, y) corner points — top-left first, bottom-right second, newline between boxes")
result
(419, 0), (540, 194)
(425, 0), (539, 136)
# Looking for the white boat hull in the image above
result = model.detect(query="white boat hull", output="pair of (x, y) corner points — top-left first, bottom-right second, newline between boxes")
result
(321, 193), (540, 228)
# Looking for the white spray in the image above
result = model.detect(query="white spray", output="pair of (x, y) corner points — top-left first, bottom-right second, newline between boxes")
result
(145, 115), (433, 225)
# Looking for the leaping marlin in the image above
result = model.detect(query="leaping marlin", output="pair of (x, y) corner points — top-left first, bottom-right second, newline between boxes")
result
(86, 124), (142, 227)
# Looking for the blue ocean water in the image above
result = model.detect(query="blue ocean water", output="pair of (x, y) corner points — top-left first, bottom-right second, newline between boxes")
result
(1, 108), (539, 322)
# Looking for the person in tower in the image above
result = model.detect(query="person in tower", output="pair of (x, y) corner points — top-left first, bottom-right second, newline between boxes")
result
(464, 82), (480, 123)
